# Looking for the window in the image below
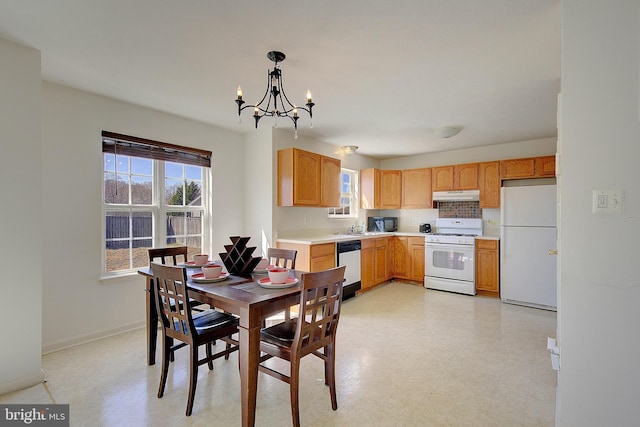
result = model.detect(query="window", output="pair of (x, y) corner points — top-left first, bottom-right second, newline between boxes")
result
(102, 132), (211, 275)
(328, 168), (358, 218)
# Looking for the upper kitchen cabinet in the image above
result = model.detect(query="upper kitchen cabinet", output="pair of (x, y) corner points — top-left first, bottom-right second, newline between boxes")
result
(432, 163), (479, 191)
(278, 148), (341, 207)
(360, 168), (402, 209)
(501, 155), (556, 180)
(402, 168), (432, 209)
(478, 161), (501, 208)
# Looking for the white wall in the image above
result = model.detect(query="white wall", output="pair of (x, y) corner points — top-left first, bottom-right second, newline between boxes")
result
(558, 1), (640, 425)
(381, 137), (557, 169)
(40, 82), (245, 353)
(0, 38), (44, 394)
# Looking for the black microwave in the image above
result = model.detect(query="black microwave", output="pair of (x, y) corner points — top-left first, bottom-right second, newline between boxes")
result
(367, 216), (398, 232)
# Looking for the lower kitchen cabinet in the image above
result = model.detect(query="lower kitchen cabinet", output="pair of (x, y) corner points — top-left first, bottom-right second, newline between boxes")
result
(360, 239), (375, 290)
(361, 237), (390, 290)
(475, 239), (499, 297)
(374, 237), (391, 285)
(392, 236), (424, 283)
(276, 241), (336, 273)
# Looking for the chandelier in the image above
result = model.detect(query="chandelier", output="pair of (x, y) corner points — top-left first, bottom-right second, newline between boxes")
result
(235, 51), (314, 139)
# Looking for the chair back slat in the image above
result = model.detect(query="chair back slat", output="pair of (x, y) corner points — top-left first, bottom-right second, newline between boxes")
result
(294, 266), (345, 357)
(148, 246), (189, 266)
(267, 248), (297, 269)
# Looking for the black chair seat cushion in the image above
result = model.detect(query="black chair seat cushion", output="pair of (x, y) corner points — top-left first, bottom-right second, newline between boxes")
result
(172, 310), (238, 334)
(260, 320), (311, 347)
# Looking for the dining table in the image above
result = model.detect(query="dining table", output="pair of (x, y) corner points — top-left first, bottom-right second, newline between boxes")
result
(138, 265), (303, 427)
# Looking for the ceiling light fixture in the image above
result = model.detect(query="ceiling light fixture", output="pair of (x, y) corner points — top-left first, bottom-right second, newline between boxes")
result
(434, 126), (462, 138)
(235, 51), (314, 139)
(341, 145), (358, 154)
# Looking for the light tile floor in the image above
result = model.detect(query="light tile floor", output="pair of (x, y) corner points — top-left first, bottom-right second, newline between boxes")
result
(1, 282), (557, 426)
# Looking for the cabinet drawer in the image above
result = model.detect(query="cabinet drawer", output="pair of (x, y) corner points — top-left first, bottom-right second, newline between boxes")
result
(310, 242), (335, 258)
(476, 239), (498, 250)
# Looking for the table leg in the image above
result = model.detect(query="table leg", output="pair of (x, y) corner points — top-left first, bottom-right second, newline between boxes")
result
(238, 322), (261, 427)
(145, 277), (158, 366)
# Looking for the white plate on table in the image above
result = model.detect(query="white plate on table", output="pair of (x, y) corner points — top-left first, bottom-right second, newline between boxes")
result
(181, 261), (215, 268)
(191, 272), (229, 283)
(257, 277), (299, 289)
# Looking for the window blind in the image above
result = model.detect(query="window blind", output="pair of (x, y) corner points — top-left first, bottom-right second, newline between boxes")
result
(101, 131), (212, 168)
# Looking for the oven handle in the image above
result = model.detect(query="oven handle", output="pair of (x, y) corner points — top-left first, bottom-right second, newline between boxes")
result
(425, 242), (474, 251)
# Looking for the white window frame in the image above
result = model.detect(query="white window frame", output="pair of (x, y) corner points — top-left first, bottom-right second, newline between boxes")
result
(102, 154), (211, 278)
(328, 168), (358, 218)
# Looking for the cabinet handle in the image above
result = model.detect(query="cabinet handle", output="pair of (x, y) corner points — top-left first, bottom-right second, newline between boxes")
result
(548, 249), (558, 256)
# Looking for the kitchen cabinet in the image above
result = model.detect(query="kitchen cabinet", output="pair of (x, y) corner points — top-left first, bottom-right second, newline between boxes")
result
(475, 239), (499, 296)
(536, 155), (556, 177)
(360, 238), (375, 290)
(374, 237), (392, 285)
(392, 236), (408, 278)
(277, 148), (341, 207)
(478, 161), (501, 208)
(392, 236), (424, 283)
(310, 242), (336, 271)
(431, 166), (454, 192)
(275, 241), (336, 273)
(360, 168), (402, 209)
(501, 155), (555, 180)
(402, 168), (432, 208)
(432, 163), (478, 191)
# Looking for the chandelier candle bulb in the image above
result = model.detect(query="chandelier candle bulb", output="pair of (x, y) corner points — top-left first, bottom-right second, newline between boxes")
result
(307, 90), (312, 103)
(236, 86), (243, 100)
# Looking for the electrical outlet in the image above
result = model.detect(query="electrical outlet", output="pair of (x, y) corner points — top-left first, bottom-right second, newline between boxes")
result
(411, 217), (417, 224)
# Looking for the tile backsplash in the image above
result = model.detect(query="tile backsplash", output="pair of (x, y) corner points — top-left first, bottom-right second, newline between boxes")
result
(437, 201), (482, 218)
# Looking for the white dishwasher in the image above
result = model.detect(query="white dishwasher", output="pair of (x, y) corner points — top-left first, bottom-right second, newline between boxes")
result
(336, 240), (361, 300)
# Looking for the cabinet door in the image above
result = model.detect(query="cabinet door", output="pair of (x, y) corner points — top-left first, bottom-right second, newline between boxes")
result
(320, 156), (341, 207)
(360, 239), (375, 289)
(392, 236), (408, 278)
(475, 239), (499, 295)
(432, 166), (454, 191)
(408, 237), (425, 282)
(292, 149), (321, 205)
(454, 163), (478, 190)
(402, 168), (432, 208)
(359, 168), (377, 209)
(479, 161), (501, 208)
(501, 158), (536, 179)
(536, 156), (556, 177)
(379, 170), (402, 208)
(374, 238), (389, 284)
(310, 243), (335, 272)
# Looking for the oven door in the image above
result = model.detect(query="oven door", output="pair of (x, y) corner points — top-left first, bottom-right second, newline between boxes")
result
(425, 242), (475, 282)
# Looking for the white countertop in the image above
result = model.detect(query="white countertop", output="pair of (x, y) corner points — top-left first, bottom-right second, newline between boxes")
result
(277, 232), (499, 245)
(277, 231), (428, 245)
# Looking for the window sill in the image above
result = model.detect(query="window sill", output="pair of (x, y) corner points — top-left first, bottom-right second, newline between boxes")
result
(100, 270), (140, 283)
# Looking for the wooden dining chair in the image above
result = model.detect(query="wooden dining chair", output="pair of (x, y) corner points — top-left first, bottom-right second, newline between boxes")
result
(258, 266), (346, 427)
(266, 247), (297, 269)
(151, 262), (239, 416)
(148, 246), (206, 310)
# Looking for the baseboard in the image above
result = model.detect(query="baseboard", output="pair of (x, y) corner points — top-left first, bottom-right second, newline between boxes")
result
(0, 370), (46, 396)
(42, 321), (145, 355)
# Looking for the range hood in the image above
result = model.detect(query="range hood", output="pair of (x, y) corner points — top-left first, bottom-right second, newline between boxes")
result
(432, 189), (480, 201)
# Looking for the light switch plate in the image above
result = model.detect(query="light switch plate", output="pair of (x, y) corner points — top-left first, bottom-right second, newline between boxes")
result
(592, 190), (623, 213)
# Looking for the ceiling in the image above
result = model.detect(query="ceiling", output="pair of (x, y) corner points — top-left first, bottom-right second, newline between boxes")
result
(0, 0), (561, 159)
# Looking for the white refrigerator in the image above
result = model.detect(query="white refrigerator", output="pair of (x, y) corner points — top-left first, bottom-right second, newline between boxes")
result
(500, 184), (557, 310)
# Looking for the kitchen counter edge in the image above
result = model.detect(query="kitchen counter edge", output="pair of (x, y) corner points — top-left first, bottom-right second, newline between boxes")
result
(277, 232), (429, 245)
